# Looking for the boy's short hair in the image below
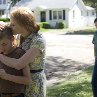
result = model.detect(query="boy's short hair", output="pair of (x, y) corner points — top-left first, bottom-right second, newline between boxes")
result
(0, 26), (13, 40)
(94, 18), (97, 23)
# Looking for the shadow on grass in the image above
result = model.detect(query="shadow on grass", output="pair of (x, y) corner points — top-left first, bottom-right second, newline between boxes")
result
(47, 66), (94, 97)
(59, 29), (96, 35)
(45, 56), (93, 80)
(85, 65), (94, 75)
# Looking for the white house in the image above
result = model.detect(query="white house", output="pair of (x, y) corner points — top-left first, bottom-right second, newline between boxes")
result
(0, 0), (11, 18)
(14, 0), (96, 28)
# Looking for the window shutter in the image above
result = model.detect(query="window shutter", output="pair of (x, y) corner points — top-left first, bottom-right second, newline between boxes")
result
(63, 10), (65, 20)
(49, 10), (52, 20)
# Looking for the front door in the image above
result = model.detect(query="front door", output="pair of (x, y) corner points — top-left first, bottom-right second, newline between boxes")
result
(40, 11), (46, 22)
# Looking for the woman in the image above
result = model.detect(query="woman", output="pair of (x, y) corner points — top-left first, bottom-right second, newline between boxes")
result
(0, 7), (46, 97)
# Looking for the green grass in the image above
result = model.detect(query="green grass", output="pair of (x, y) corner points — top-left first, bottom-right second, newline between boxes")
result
(74, 28), (96, 34)
(66, 28), (96, 35)
(40, 28), (49, 32)
(40, 27), (97, 34)
(47, 66), (94, 97)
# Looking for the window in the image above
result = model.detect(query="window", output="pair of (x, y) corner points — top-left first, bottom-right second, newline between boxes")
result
(58, 11), (62, 19)
(81, 11), (83, 16)
(3, 0), (6, 4)
(92, 11), (95, 15)
(73, 10), (75, 18)
(52, 10), (65, 20)
(0, 0), (2, 4)
(87, 12), (89, 16)
(53, 11), (57, 20)
(0, 10), (4, 16)
(0, 0), (6, 4)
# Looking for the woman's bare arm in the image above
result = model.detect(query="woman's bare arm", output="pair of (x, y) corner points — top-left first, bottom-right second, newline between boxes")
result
(0, 47), (40, 70)
(0, 65), (32, 85)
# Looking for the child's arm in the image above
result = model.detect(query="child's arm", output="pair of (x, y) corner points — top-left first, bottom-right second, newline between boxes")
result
(0, 65), (32, 85)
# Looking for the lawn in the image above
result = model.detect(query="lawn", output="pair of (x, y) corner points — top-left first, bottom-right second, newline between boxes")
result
(47, 66), (94, 97)
(66, 28), (96, 35)
(40, 27), (96, 35)
(40, 28), (49, 32)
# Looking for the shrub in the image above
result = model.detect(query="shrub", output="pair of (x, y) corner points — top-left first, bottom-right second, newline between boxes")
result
(0, 18), (10, 22)
(38, 22), (50, 29)
(42, 22), (50, 29)
(38, 22), (43, 28)
(55, 22), (64, 29)
(58, 22), (64, 29)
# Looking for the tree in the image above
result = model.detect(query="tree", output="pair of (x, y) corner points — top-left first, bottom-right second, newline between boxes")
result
(83, 0), (97, 10)
(10, 0), (21, 6)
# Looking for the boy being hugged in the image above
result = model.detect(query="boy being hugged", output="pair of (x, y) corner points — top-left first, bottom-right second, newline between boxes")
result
(0, 26), (31, 97)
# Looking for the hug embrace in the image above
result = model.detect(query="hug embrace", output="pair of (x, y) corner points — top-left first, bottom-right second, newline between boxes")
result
(0, 7), (46, 97)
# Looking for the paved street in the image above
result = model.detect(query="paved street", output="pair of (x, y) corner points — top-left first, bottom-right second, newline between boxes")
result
(42, 33), (95, 86)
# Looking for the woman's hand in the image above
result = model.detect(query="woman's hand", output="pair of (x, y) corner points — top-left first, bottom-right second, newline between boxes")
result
(0, 21), (6, 31)
(0, 69), (7, 78)
(0, 21), (6, 29)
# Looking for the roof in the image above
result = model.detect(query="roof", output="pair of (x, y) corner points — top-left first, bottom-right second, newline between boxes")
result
(15, 0), (95, 11)
(15, 0), (78, 9)
(86, 6), (95, 10)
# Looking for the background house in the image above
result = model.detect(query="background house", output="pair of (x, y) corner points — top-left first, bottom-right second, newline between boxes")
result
(0, 0), (11, 18)
(13, 0), (96, 28)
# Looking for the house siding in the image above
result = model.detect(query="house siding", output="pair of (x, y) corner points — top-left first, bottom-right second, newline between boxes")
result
(34, 3), (96, 28)
(45, 9), (67, 27)
(85, 10), (96, 26)
(34, 10), (40, 22)
(0, 0), (11, 17)
(68, 3), (96, 28)
(14, 0), (96, 29)
(68, 4), (82, 28)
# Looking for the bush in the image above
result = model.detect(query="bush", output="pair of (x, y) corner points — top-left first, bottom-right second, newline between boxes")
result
(55, 21), (68, 29)
(0, 18), (10, 22)
(38, 22), (43, 28)
(38, 22), (50, 29)
(42, 22), (50, 29)
(55, 22), (64, 29)
(58, 22), (64, 29)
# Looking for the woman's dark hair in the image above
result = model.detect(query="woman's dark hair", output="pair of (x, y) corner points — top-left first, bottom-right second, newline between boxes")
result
(0, 26), (13, 40)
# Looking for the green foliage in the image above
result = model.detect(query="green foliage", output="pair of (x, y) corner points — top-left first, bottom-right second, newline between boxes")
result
(11, 0), (21, 6)
(38, 22), (43, 28)
(40, 28), (49, 32)
(38, 22), (50, 29)
(66, 28), (96, 35)
(83, 0), (97, 10)
(55, 22), (65, 29)
(0, 18), (10, 22)
(42, 22), (50, 29)
(47, 66), (93, 97)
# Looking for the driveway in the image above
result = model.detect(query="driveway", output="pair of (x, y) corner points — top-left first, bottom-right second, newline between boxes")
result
(42, 32), (94, 86)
